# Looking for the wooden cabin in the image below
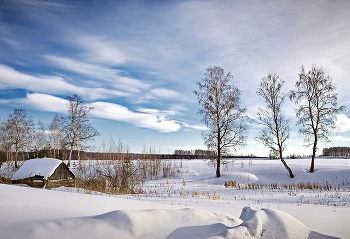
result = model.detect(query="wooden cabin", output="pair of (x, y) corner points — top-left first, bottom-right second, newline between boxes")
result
(11, 158), (75, 188)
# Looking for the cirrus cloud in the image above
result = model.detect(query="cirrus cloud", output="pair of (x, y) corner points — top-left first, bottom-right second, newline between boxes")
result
(90, 102), (181, 133)
(16, 93), (182, 133)
(336, 114), (350, 132)
(0, 64), (130, 100)
(44, 55), (150, 93)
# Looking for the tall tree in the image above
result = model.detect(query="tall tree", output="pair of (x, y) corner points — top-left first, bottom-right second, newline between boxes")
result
(30, 120), (47, 159)
(0, 119), (12, 162)
(194, 66), (247, 177)
(60, 94), (100, 166)
(255, 73), (294, 178)
(49, 114), (63, 159)
(6, 109), (34, 168)
(108, 136), (116, 160)
(290, 65), (345, 173)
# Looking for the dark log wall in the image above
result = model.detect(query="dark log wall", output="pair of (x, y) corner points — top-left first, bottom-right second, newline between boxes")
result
(49, 163), (75, 180)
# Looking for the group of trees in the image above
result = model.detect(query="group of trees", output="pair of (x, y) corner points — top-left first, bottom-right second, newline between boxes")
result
(0, 94), (99, 168)
(323, 147), (350, 157)
(173, 149), (215, 159)
(0, 65), (345, 181)
(195, 65), (344, 178)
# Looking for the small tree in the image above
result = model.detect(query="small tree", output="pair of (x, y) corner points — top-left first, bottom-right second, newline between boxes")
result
(255, 73), (294, 178)
(30, 120), (47, 159)
(290, 65), (345, 173)
(108, 136), (116, 160)
(6, 109), (34, 168)
(120, 153), (137, 193)
(194, 66), (247, 177)
(60, 94), (100, 166)
(49, 114), (63, 159)
(0, 120), (12, 162)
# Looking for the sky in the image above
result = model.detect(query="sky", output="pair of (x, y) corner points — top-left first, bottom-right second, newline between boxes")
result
(0, 0), (350, 156)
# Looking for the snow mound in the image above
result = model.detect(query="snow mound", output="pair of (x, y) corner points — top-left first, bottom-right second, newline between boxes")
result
(11, 158), (63, 180)
(230, 172), (259, 182)
(20, 208), (239, 239)
(16, 207), (337, 239)
(236, 207), (338, 239)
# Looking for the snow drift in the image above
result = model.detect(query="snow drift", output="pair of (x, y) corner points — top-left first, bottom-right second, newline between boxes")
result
(0, 184), (337, 239)
(2, 157), (348, 238)
(8, 207), (338, 239)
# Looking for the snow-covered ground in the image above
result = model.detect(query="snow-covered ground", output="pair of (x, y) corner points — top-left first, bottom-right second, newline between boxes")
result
(1, 158), (349, 238)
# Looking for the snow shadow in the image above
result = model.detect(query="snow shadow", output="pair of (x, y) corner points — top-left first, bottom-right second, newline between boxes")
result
(166, 223), (232, 239)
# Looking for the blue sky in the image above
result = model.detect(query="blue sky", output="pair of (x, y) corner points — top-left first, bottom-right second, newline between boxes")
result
(1, 0), (350, 156)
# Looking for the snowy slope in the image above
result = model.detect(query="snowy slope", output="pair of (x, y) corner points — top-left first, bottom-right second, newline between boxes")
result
(1, 157), (349, 238)
(0, 184), (338, 239)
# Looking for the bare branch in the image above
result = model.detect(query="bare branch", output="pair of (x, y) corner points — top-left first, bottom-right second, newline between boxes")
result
(255, 73), (294, 178)
(289, 65), (345, 173)
(194, 66), (247, 177)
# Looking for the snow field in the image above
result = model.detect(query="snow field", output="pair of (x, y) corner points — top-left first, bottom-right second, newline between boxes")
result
(134, 158), (350, 207)
(1, 157), (349, 238)
(0, 184), (338, 239)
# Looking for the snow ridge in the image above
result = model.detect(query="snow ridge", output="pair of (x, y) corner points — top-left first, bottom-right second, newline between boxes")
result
(10, 207), (338, 239)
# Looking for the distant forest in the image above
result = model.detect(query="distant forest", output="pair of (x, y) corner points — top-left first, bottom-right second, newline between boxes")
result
(2, 147), (349, 165)
(0, 149), (215, 162)
(322, 147), (350, 157)
(0, 149), (265, 163)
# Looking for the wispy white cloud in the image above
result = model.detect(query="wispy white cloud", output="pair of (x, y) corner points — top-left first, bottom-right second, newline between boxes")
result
(0, 38), (21, 50)
(114, 76), (150, 94)
(44, 55), (187, 102)
(0, 64), (83, 95)
(336, 114), (350, 132)
(76, 36), (126, 66)
(8, 0), (68, 9)
(137, 107), (178, 120)
(15, 93), (182, 133)
(44, 55), (150, 93)
(90, 102), (181, 133)
(148, 88), (183, 99)
(136, 108), (207, 131)
(17, 93), (68, 113)
(181, 122), (208, 131)
(0, 64), (131, 100)
(136, 88), (187, 103)
(44, 55), (118, 80)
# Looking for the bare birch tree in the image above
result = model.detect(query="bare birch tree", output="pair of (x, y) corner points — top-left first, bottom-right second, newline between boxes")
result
(255, 73), (294, 178)
(0, 119), (12, 162)
(30, 120), (47, 158)
(49, 114), (63, 159)
(194, 66), (247, 178)
(6, 109), (34, 168)
(60, 94), (100, 166)
(108, 136), (116, 160)
(290, 65), (345, 173)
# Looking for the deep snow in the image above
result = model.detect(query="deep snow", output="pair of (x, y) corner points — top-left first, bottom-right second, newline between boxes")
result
(1, 157), (349, 238)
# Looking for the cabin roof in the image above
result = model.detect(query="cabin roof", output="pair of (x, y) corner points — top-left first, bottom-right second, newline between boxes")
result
(11, 158), (65, 181)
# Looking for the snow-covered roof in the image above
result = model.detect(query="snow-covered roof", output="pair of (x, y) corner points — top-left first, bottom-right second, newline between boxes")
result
(11, 158), (63, 181)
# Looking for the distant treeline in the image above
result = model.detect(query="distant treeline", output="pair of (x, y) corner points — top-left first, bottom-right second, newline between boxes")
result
(1, 149), (214, 161)
(0, 149), (263, 163)
(322, 147), (350, 157)
(0, 149), (207, 162)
